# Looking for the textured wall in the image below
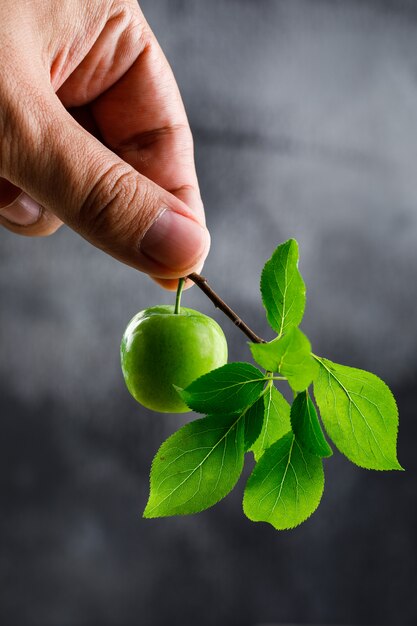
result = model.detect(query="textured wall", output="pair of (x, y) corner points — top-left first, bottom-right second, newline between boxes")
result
(0, 1), (416, 624)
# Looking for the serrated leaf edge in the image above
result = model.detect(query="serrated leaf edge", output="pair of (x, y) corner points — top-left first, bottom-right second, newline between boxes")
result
(176, 362), (266, 413)
(260, 239), (306, 338)
(243, 432), (325, 530)
(144, 412), (245, 518)
(313, 355), (403, 471)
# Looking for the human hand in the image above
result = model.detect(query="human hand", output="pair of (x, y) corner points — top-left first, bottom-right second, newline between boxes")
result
(0, 0), (209, 289)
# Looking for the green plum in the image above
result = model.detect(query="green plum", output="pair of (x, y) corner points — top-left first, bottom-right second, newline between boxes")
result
(121, 305), (228, 413)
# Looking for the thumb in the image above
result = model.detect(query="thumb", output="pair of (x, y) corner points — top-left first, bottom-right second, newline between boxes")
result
(2, 88), (210, 280)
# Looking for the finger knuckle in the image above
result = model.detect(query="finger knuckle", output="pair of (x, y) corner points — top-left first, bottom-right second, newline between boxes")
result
(0, 78), (51, 180)
(77, 164), (156, 243)
(109, 0), (151, 47)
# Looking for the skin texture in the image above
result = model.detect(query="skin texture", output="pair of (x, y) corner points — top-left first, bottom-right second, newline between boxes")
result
(121, 306), (228, 413)
(0, 0), (209, 289)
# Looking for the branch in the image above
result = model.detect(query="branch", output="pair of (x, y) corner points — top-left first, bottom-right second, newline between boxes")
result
(187, 273), (265, 344)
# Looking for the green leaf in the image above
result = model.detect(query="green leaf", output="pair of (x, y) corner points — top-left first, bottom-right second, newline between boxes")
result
(243, 432), (324, 530)
(250, 328), (318, 391)
(178, 362), (266, 414)
(144, 413), (245, 518)
(291, 391), (332, 458)
(260, 239), (306, 337)
(244, 395), (265, 451)
(250, 385), (291, 461)
(313, 357), (402, 470)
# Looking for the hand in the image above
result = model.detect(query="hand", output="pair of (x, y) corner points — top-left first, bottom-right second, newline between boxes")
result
(0, 0), (209, 289)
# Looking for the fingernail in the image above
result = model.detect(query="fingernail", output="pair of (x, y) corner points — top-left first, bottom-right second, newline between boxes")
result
(0, 193), (41, 226)
(140, 209), (209, 270)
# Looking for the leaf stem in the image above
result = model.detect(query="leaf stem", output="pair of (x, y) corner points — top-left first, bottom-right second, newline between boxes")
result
(174, 278), (185, 314)
(187, 273), (266, 344)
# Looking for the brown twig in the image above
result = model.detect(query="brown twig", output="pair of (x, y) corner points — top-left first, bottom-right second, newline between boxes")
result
(187, 273), (265, 344)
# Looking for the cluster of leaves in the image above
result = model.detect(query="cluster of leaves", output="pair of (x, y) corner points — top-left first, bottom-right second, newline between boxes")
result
(144, 240), (402, 530)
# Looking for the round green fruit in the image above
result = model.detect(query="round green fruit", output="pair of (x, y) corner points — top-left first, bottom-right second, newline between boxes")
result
(120, 305), (228, 413)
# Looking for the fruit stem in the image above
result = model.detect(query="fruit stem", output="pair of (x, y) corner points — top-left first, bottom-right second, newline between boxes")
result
(187, 273), (266, 344)
(174, 278), (185, 314)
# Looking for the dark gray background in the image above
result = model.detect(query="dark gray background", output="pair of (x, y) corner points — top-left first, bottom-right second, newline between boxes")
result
(0, 1), (416, 624)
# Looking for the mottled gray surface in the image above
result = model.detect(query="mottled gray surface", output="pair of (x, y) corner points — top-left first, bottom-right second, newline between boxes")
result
(0, 1), (416, 625)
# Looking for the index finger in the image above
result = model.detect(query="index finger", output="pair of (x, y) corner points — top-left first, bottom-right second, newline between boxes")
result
(89, 10), (204, 221)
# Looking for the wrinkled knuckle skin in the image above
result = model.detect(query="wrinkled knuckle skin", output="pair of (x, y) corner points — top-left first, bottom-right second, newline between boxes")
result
(76, 165), (156, 247)
(109, 0), (151, 43)
(0, 78), (52, 182)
